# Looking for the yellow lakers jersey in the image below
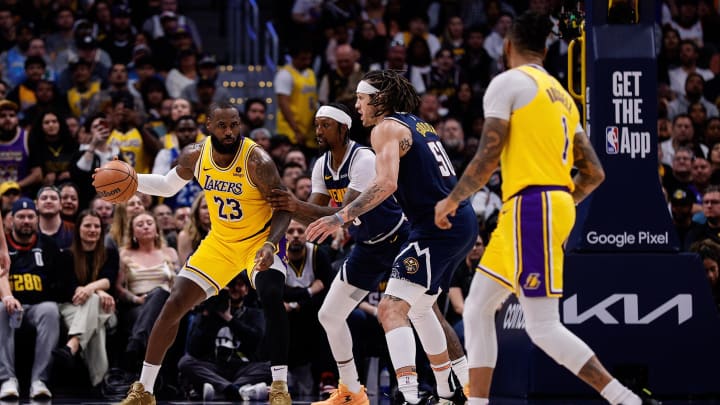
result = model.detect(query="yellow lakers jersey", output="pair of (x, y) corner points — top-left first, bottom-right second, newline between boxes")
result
(109, 128), (151, 174)
(275, 65), (318, 148)
(500, 65), (579, 200)
(67, 80), (101, 118)
(194, 136), (272, 242)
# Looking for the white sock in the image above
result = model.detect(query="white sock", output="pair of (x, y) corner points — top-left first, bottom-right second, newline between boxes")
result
(338, 359), (361, 394)
(468, 398), (489, 405)
(451, 356), (469, 387)
(386, 327), (419, 404)
(431, 360), (453, 398)
(139, 362), (161, 394)
(600, 379), (641, 405)
(271, 365), (288, 382)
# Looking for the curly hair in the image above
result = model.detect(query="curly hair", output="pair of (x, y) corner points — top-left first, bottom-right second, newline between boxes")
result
(361, 70), (421, 117)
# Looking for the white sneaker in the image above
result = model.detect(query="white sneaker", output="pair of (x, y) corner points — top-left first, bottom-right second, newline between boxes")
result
(29, 380), (51, 399)
(239, 382), (268, 401)
(0, 378), (18, 400)
(202, 382), (215, 402)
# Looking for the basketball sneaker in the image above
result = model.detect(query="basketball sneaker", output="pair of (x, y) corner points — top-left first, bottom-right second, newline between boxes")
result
(269, 380), (292, 405)
(438, 386), (467, 404)
(311, 383), (369, 405)
(116, 382), (155, 405)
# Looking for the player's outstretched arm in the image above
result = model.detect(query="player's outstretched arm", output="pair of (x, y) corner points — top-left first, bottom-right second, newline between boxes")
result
(268, 189), (335, 226)
(571, 130), (605, 204)
(136, 143), (202, 197)
(435, 117), (508, 229)
(249, 146), (292, 271)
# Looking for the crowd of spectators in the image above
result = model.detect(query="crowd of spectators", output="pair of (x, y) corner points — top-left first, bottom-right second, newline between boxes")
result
(0, 0), (718, 401)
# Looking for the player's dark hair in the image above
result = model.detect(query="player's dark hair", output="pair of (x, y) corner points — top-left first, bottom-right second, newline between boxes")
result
(362, 70), (421, 117)
(509, 11), (553, 55)
(208, 101), (238, 120)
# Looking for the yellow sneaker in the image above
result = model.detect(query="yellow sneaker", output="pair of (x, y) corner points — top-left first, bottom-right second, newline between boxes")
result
(311, 383), (369, 405)
(269, 380), (292, 405)
(116, 382), (155, 405)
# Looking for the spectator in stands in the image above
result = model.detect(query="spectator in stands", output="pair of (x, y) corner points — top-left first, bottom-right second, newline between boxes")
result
(668, 72), (719, 120)
(244, 98), (267, 131)
(417, 93), (442, 127)
(406, 35), (433, 82)
(318, 44), (365, 109)
(87, 0), (112, 43)
(72, 114), (119, 209)
(7, 55), (45, 113)
(460, 25), (493, 96)
(55, 209), (118, 387)
(174, 204), (191, 233)
(693, 156), (713, 196)
(116, 212), (179, 371)
(55, 27), (112, 91)
(177, 194), (209, 266)
(153, 115), (199, 175)
(269, 134), (293, 168)
(66, 58), (102, 118)
(45, 7), (76, 58)
(141, 76), (171, 137)
(0, 181), (20, 213)
(284, 148), (308, 173)
(108, 194), (145, 249)
(166, 49), (198, 99)
(250, 128), (272, 151)
(293, 175), (312, 202)
(669, 188), (703, 250)
(484, 12), (513, 74)
(659, 26), (681, 85)
(0, 197), (73, 400)
(427, 48), (466, 106)
(690, 238), (720, 310)
(0, 100), (41, 193)
(0, 6), (16, 54)
(281, 162), (305, 195)
(179, 279), (270, 402)
(153, 204), (177, 249)
(664, 147), (701, 205)
(669, 39), (713, 98)
(91, 196), (114, 228)
(21, 79), (71, 127)
(275, 44), (318, 151)
(0, 21), (35, 89)
(670, 0), (704, 47)
(393, 13), (440, 58)
(143, 1), (203, 52)
(180, 54), (231, 106)
(438, 117), (466, 175)
(441, 16), (466, 60)
(37, 186), (74, 249)
(661, 114), (707, 166)
(59, 182), (80, 222)
(687, 185), (720, 246)
(87, 63), (145, 120)
(107, 91), (162, 174)
(283, 220), (330, 396)
(324, 22), (352, 72)
(351, 21), (386, 71)
(369, 39), (426, 94)
(100, 4), (136, 66)
(705, 117), (720, 147)
(29, 112), (78, 187)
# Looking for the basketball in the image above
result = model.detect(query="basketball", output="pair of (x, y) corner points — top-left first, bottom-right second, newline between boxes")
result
(93, 159), (138, 203)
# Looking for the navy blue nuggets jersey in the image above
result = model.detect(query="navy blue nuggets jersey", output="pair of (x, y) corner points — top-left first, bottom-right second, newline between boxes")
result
(321, 141), (405, 242)
(386, 113), (463, 224)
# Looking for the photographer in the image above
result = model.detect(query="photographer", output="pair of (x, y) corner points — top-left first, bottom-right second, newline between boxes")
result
(178, 275), (270, 401)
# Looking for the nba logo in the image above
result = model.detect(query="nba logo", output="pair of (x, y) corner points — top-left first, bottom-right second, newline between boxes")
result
(606, 126), (619, 154)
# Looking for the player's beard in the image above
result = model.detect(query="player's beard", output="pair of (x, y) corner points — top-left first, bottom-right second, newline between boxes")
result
(212, 135), (242, 155)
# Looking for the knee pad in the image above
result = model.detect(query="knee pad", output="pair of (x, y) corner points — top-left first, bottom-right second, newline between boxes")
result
(524, 318), (594, 375)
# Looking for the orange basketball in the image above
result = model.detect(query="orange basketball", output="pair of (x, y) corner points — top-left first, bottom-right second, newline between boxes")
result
(93, 159), (138, 203)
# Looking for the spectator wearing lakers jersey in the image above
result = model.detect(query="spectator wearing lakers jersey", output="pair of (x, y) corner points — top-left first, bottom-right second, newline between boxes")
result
(669, 188), (703, 250)
(426, 48), (466, 107)
(0, 100), (42, 193)
(274, 44), (318, 151)
(37, 186), (74, 250)
(6, 55), (46, 114)
(0, 198), (74, 400)
(392, 13), (441, 60)
(107, 92), (162, 174)
(66, 58), (102, 118)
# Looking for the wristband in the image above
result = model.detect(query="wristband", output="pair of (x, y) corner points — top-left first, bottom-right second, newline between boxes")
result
(333, 212), (345, 225)
(263, 241), (279, 253)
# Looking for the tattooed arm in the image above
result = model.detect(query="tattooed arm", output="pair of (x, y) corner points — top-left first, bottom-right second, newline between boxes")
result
(571, 130), (605, 204)
(451, 117), (508, 202)
(248, 146), (292, 271)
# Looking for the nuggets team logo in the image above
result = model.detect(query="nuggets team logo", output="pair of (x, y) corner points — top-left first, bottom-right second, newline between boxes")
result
(606, 126), (619, 154)
(403, 257), (419, 275)
(524, 273), (541, 290)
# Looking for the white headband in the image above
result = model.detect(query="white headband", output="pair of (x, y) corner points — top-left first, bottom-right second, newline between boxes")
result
(356, 80), (380, 95)
(316, 105), (352, 129)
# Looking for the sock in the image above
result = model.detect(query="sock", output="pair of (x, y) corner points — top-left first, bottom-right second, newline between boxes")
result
(600, 379), (641, 405)
(271, 365), (288, 382)
(337, 359), (361, 394)
(468, 398), (489, 405)
(139, 362), (161, 394)
(431, 360), (453, 398)
(386, 327), (419, 404)
(451, 356), (469, 387)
